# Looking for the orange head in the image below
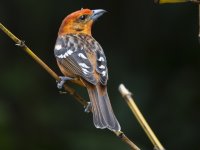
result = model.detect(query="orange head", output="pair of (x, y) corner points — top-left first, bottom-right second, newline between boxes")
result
(58, 9), (106, 36)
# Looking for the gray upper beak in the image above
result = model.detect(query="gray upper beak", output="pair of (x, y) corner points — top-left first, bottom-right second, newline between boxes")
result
(91, 9), (107, 21)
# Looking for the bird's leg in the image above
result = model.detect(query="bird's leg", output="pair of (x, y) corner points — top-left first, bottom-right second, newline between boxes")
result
(57, 76), (73, 89)
(84, 102), (92, 113)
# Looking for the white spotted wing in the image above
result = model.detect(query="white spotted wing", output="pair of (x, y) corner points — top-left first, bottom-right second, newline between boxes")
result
(54, 34), (108, 85)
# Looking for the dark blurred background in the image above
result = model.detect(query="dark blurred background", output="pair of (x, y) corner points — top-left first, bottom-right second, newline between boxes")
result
(0, 0), (200, 150)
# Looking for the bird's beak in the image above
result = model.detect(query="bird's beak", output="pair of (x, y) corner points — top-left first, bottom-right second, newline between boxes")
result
(91, 9), (107, 21)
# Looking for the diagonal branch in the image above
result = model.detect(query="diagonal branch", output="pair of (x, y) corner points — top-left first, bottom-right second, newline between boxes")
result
(0, 23), (140, 150)
(119, 84), (165, 150)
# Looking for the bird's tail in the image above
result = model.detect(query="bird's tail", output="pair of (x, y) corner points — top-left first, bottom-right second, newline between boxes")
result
(86, 84), (121, 131)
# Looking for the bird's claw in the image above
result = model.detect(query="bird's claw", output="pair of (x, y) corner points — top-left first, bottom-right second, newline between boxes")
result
(84, 102), (92, 113)
(56, 76), (72, 89)
(16, 40), (25, 47)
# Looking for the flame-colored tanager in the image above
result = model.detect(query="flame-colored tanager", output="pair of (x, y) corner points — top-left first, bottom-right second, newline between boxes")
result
(54, 9), (121, 131)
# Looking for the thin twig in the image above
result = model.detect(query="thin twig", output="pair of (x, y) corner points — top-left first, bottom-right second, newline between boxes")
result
(114, 131), (140, 150)
(119, 84), (165, 150)
(198, 3), (200, 44)
(0, 23), (140, 150)
(155, 0), (200, 4)
(154, 0), (189, 4)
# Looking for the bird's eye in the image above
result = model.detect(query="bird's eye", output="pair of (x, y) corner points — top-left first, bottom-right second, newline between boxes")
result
(79, 15), (87, 21)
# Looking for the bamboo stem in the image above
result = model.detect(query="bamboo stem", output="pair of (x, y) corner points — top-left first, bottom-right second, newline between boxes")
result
(155, 0), (200, 4)
(0, 23), (140, 150)
(154, 0), (189, 4)
(119, 84), (165, 150)
(114, 131), (140, 150)
(199, 3), (200, 43)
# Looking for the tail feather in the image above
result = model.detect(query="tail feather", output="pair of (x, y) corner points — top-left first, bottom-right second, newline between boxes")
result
(87, 85), (121, 131)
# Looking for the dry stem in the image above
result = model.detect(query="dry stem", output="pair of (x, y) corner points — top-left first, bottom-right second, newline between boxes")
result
(119, 84), (165, 150)
(199, 3), (200, 43)
(155, 0), (200, 4)
(0, 23), (140, 150)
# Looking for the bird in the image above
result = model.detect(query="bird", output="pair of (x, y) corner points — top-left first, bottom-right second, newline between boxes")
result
(54, 8), (121, 131)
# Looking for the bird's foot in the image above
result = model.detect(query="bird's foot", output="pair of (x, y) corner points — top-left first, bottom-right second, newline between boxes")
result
(84, 102), (92, 113)
(57, 76), (72, 89)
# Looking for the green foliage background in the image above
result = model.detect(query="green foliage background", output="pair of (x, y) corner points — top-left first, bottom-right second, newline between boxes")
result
(0, 1), (200, 150)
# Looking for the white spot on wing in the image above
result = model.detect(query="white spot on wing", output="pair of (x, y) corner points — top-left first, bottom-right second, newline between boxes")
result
(57, 55), (62, 58)
(82, 68), (89, 74)
(99, 65), (105, 69)
(79, 63), (90, 68)
(57, 54), (64, 58)
(78, 53), (87, 59)
(64, 52), (68, 57)
(98, 57), (104, 62)
(57, 51), (69, 58)
(67, 50), (73, 55)
(102, 71), (106, 76)
(55, 44), (62, 50)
